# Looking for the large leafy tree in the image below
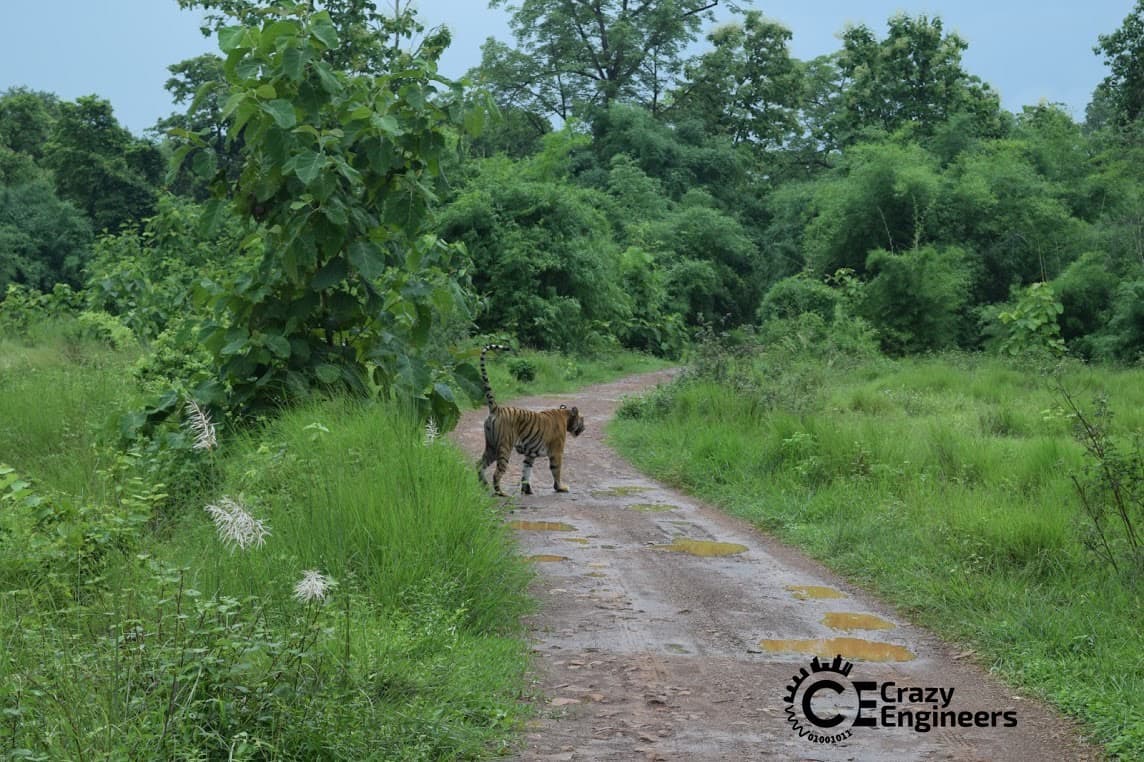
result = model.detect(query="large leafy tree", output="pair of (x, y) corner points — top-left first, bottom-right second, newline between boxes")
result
(669, 11), (802, 151)
(1093, 0), (1144, 128)
(0, 180), (93, 292)
(154, 54), (242, 200)
(480, 0), (735, 120)
(42, 96), (161, 232)
(835, 13), (1001, 143)
(177, 2), (478, 422)
(0, 88), (60, 161)
(178, 0), (446, 74)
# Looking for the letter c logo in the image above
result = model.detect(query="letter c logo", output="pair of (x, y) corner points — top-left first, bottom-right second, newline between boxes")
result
(803, 679), (846, 728)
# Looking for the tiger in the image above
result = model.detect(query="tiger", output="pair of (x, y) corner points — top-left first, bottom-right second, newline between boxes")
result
(477, 344), (586, 497)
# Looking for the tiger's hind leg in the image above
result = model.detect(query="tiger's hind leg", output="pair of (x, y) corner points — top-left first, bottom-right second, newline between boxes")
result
(520, 456), (535, 495)
(549, 451), (569, 493)
(491, 449), (511, 497)
(477, 443), (496, 487)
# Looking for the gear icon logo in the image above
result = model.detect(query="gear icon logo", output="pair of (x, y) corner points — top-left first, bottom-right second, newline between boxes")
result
(783, 655), (865, 744)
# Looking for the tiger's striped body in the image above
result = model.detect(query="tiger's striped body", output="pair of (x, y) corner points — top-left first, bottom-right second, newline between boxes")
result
(477, 344), (585, 496)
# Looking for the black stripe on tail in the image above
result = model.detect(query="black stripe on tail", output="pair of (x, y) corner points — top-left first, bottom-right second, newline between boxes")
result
(479, 344), (512, 412)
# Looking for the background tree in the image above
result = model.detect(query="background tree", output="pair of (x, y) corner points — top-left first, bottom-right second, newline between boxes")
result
(154, 54), (242, 200)
(670, 11), (802, 152)
(835, 14), (1002, 143)
(42, 96), (160, 232)
(0, 181), (92, 292)
(484, 0), (733, 120)
(0, 88), (60, 161)
(1093, 0), (1144, 128)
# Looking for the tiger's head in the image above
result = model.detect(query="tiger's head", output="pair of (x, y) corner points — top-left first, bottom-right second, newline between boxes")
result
(561, 405), (586, 437)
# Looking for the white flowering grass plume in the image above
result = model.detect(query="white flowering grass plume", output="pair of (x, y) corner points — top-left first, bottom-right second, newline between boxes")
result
(294, 569), (333, 603)
(205, 497), (269, 550)
(424, 417), (439, 446)
(184, 399), (218, 451)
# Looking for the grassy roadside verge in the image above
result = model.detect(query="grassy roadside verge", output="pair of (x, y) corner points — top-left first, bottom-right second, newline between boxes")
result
(0, 336), (666, 758)
(608, 350), (1142, 758)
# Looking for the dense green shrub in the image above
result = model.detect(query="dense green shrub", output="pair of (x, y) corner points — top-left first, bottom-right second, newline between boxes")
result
(861, 245), (973, 354)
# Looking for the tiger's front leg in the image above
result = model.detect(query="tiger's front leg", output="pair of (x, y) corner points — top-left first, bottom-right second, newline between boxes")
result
(520, 456), (535, 495)
(549, 451), (569, 493)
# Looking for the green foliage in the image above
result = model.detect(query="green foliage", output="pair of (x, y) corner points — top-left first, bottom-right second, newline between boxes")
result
(0, 283), (84, 340)
(43, 96), (161, 232)
(86, 195), (243, 340)
(835, 13), (1002, 142)
(863, 245), (973, 354)
(1093, 0), (1144, 127)
(672, 11), (803, 151)
(651, 195), (761, 326)
(484, 0), (724, 118)
(1059, 388), (1143, 576)
(180, 4), (477, 425)
(803, 141), (941, 276)
(997, 281), (1066, 358)
(1053, 252), (1118, 349)
(758, 273), (840, 323)
(941, 140), (1089, 303)
(0, 180), (93, 292)
(439, 157), (630, 352)
(507, 356), (537, 383)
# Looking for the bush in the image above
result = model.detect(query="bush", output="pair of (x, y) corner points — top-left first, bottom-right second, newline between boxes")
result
(507, 356), (537, 383)
(862, 245), (973, 354)
(758, 273), (841, 323)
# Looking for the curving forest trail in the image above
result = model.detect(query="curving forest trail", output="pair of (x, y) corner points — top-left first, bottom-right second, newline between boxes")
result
(454, 370), (1098, 761)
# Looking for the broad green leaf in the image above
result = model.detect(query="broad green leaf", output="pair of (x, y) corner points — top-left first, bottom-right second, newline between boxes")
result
(310, 14), (339, 49)
(348, 241), (386, 279)
(264, 333), (292, 358)
(315, 364), (341, 383)
(218, 26), (247, 53)
(263, 100), (297, 129)
(311, 256), (348, 291)
(292, 150), (325, 185)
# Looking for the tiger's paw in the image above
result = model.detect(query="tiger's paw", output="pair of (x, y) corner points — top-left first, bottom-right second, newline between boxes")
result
(494, 488), (509, 497)
(520, 482), (533, 495)
(554, 485), (570, 493)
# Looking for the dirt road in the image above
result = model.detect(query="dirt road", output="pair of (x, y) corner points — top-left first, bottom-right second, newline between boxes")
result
(454, 370), (1099, 761)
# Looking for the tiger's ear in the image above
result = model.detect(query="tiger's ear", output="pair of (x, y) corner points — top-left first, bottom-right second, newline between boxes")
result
(570, 406), (579, 415)
(559, 404), (567, 409)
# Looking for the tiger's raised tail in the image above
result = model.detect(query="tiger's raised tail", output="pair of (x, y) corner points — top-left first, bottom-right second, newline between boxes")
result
(479, 344), (512, 413)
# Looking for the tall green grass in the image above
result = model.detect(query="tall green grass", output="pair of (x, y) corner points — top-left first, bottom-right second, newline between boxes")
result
(170, 399), (532, 632)
(611, 353), (1144, 758)
(1, 337), (535, 759)
(0, 336), (142, 497)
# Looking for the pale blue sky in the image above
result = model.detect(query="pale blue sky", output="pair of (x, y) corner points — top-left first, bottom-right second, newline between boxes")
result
(0, 1), (1134, 135)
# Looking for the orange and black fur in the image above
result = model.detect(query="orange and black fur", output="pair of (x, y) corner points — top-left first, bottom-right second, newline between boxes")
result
(477, 344), (586, 496)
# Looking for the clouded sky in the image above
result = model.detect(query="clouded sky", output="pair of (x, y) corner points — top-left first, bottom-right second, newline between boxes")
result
(0, 0), (1134, 135)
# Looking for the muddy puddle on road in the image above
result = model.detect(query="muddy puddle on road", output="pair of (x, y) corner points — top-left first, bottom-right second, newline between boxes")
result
(528, 554), (571, 563)
(786, 584), (846, 600)
(654, 538), (749, 557)
(823, 612), (895, 631)
(759, 635), (915, 662)
(509, 520), (577, 532)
